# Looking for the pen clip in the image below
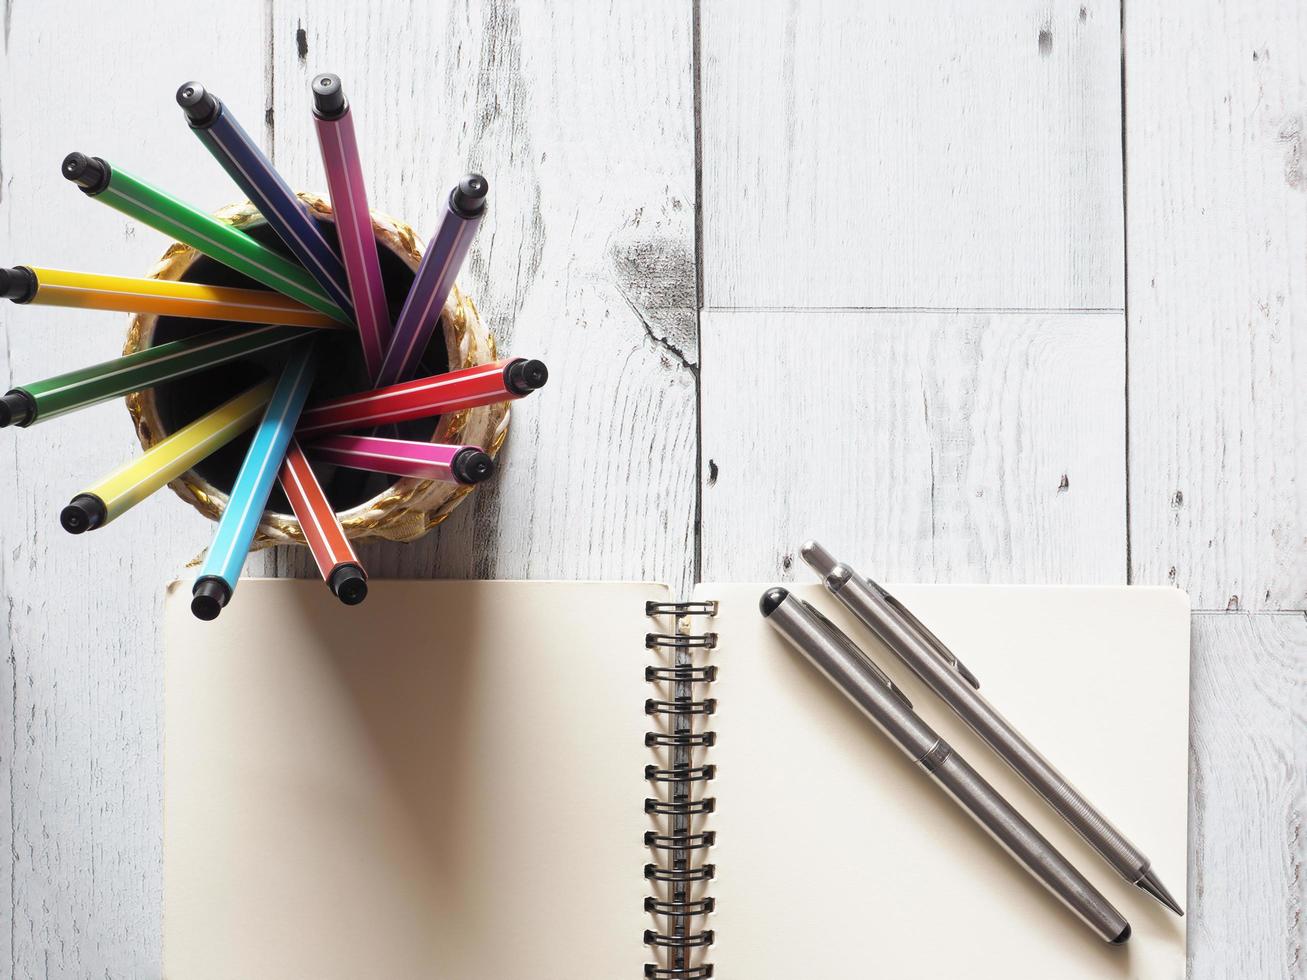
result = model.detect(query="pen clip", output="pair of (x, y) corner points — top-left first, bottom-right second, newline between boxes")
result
(800, 599), (914, 710)
(877, 587), (981, 690)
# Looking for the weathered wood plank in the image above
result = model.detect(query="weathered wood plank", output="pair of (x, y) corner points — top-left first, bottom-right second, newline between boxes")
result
(266, 0), (699, 594)
(700, 0), (1125, 310)
(1125, 0), (1307, 611)
(699, 309), (1127, 584)
(1189, 612), (1306, 978)
(0, 3), (267, 976)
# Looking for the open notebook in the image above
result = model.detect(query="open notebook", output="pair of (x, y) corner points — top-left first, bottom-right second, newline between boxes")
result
(163, 579), (1189, 979)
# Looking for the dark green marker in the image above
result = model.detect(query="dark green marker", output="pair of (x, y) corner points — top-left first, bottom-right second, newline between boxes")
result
(0, 323), (305, 428)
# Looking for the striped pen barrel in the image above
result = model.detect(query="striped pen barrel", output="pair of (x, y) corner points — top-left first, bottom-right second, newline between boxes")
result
(278, 439), (367, 604)
(297, 357), (548, 439)
(374, 174), (488, 387)
(312, 74), (391, 382)
(177, 82), (355, 323)
(0, 265), (345, 329)
(60, 380), (275, 533)
(61, 153), (343, 320)
(308, 435), (495, 485)
(0, 324), (305, 428)
(192, 343), (318, 621)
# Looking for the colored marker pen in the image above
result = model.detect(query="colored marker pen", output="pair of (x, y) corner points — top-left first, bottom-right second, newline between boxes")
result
(192, 342), (318, 620)
(0, 323), (304, 429)
(62, 152), (342, 319)
(60, 380), (275, 533)
(375, 174), (488, 387)
(296, 356), (547, 439)
(278, 438), (367, 604)
(308, 434), (495, 485)
(177, 82), (355, 321)
(311, 73), (391, 382)
(0, 265), (344, 329)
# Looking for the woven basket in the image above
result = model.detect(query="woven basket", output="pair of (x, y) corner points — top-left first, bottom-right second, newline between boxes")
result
(122, 192), (507, 547)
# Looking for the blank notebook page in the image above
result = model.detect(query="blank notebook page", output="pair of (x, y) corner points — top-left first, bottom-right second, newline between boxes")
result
(700, 583), (1189, 979)
(163, 579), (659, 980)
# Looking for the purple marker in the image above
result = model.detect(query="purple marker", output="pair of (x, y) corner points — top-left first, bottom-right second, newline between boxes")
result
(375, 174), (488, 387)
(307, 434), (495, 485)
(312, 73), (392, 383)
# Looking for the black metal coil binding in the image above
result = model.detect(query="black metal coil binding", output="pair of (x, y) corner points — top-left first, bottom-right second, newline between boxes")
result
(644, 599), (717, 979)
(644, 965), (714, 979)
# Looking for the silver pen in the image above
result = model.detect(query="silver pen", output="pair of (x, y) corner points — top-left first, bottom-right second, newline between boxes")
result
(760, 587), (1132, 944)
(800, 540), (1184, 917)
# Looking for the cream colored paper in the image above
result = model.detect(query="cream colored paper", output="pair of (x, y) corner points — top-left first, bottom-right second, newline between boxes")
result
(700, 583), (1189, 979)
(163, 579), (661, 980)
(164, 580), (1189, 979)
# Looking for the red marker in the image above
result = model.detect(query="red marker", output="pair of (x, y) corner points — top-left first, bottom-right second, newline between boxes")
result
(309, 435), (495, 485)
(277, 439), (368, 605)
(296, 356), (547, 439)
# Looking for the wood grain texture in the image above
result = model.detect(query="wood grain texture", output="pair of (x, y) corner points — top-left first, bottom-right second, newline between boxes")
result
(1189, 612), (1306, 979)
(1125, 0), (1307, 611)
(264, 0), (698, 594)
(700, 0), (1125, 310)
(0, 3), (267, 976)
(699, 309), (1127, 584)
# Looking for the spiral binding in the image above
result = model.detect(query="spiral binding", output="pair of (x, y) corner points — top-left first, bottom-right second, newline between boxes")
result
(644, 599), (717, 979)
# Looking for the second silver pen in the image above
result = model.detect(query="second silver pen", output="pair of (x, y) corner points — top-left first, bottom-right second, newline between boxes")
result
(800, 539), (1184, 917)
(760, 587), (1132, 945)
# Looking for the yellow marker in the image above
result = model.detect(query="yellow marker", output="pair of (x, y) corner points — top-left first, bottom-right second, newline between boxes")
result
(0, 265), (347, 329)
(59, 380), (276, 533)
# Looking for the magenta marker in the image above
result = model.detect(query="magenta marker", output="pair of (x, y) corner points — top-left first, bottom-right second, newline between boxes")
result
(307, 434), (495, 485)
(312, 73), (391, 383)
(375, 173), (488, 387)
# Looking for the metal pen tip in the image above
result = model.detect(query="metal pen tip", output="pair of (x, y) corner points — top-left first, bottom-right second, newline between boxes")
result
(1135, 867), (1184, 916)
(800, 540), (839, 576)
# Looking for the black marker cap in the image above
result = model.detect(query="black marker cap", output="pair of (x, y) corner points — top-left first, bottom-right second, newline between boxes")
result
(450, 173), (489, 217)
(191, 576), (231, 621)
(311, 73), (347, 118)
(759, 587), (789, 617)
(60, 494), (107, 534)
(329, 563), (368, 605)
(450, 446), (496, 485)
(62, 153), (111, 194)
(0, 389), (35, 428)
(0, 266), (37, 303)
(503, 358), (548, 395)
(176, 81), (220, 127)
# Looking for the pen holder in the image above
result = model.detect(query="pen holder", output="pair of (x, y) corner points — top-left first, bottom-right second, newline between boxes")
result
(123, 193), (507, 546)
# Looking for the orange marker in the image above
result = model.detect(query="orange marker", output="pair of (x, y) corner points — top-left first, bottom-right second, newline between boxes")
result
(277, 439), (367, 605)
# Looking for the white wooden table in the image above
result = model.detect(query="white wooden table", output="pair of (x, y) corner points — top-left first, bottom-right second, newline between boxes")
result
(0, 2), (1302, 977)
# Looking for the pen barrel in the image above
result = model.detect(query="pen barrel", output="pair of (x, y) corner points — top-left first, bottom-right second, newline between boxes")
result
(296, 358), (532, 439)
(14, 324), (302, 425)
(765, 594), (940, 760)
(97, 167), (341, 319)
(193, 108), (354, 318)
(837, 579), (1150, 882)
(375, 202), (485, 387)
(25, 268), (341, 328)
(314, 107), (392, 382)
(80, 380), (274, 525)
(197, 343), (319, 592)
(927, 750), (1130, 944)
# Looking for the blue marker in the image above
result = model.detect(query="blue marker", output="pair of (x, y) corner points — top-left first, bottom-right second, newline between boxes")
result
(177, 81), (354, 323)
(192, 343), (318, 620)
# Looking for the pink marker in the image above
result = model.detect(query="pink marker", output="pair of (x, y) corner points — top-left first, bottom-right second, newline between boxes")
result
(308, 434), (495, 485)
(312, 73), (391, 383)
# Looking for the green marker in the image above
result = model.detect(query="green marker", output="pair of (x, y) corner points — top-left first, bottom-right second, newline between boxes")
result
(0, 323), (306, 428)
(61, 153), (345, 321)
